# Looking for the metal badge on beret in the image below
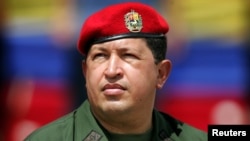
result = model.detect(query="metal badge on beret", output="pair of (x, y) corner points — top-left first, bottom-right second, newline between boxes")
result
(124, 10), (143, 32)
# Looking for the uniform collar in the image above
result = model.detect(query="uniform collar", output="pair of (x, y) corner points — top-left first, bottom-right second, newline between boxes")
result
(151, 110), (183, 141)
(74, 100), (108, 141)
(74, 100), (180, 141)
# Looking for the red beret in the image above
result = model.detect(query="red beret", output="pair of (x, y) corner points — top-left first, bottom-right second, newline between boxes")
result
(77, 2), (169, 55)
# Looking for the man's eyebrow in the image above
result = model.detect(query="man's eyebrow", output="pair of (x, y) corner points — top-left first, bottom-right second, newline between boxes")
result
(90, 44), (142, 53)
(120, 46), (143, 54)
(90, 45), (107, 52)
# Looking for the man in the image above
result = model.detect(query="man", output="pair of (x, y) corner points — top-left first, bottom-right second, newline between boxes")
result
(25, 2), (207, 141)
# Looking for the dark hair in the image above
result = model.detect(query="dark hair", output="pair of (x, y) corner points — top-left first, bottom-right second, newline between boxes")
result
(144, 36), (167, 64)
(84, 36), (167, 63)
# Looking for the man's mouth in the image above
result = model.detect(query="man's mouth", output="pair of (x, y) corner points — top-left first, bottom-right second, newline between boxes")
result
(102, 83), (126, 96)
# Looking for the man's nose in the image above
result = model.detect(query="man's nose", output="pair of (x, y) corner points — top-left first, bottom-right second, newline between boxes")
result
(104, 55), (123, 79)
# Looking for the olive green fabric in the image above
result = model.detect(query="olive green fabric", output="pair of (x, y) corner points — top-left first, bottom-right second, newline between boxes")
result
(104, 128), (153, 141)
(24, 100), (207, 141)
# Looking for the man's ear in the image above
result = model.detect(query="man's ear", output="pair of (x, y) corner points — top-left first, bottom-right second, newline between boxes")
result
(82, 59), (87, 77)
(156, 59), (172, 89)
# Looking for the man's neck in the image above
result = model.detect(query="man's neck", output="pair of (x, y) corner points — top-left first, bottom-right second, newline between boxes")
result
(93, 110), (153, 134)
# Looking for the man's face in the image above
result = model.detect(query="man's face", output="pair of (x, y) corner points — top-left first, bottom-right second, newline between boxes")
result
(82, 38), (170, 116)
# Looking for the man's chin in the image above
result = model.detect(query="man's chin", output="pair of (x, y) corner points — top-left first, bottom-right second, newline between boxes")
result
(102, 101), (129, 112)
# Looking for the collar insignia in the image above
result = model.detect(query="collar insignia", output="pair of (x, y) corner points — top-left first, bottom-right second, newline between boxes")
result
(159, 129), (173, 141)
(124, 10), (143, 32)
(83, 130), (102, 141)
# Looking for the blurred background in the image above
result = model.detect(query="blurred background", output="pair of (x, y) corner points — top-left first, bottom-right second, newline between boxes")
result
(0, 0), (249, 140)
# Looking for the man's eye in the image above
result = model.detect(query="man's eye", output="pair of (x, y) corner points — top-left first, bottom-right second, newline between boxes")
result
(123, 53), (137, 59)
(93, 53), (107, 59)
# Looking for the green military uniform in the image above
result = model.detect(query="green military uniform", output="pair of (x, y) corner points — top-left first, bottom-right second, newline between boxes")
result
(25, 100), (207, 141)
